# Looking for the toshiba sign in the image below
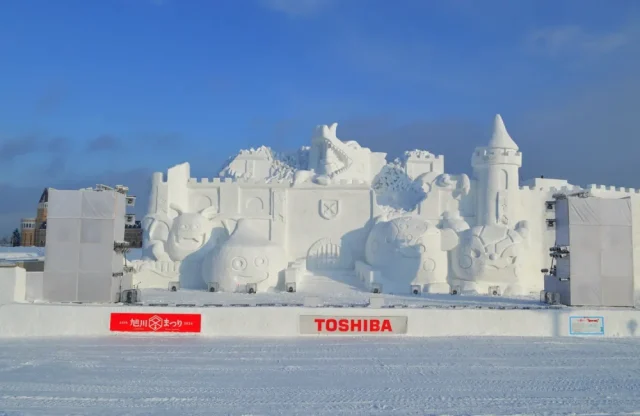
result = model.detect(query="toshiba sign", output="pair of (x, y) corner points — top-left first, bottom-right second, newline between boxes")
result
(300, 316), (408, 335)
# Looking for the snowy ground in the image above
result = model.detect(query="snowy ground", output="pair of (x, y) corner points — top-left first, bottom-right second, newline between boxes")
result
(0, 247), (144, 263)
(0, 337), (639, 415)
(0, 247), (45, 262)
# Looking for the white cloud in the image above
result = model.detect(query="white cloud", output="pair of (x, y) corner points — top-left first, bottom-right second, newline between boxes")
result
(527, 25), (629, 57)
(261, 0), (332, 18)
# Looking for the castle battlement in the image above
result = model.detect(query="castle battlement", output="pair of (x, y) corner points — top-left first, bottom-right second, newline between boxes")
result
(154, 172), (372, 189)
(517, 184), (583, 193)
(586, 184), (640, 194)
(337, 178), (368, 185)
(471, 148), (522, 168)
(405, 152), (444, 161)
(185, 177), (293, 188)
(472, 148), (522, 158)
(549, 185), (583, 193)
(403, 151), (445, 178)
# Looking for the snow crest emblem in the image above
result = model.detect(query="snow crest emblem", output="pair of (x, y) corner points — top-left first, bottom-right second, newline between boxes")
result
(319, 199), (339, 220)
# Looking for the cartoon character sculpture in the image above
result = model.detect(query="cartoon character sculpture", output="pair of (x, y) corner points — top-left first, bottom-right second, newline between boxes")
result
(364, 215), (459, 293)
(143, 203), (227, 262)
(203, 218), (287, 293)
(450, 221), (530, 294)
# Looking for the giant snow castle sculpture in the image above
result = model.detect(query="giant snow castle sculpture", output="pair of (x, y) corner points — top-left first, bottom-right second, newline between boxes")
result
(133, 115), (632, 296)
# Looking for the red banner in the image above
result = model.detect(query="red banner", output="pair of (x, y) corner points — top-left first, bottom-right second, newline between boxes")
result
(110, 313), (201, 333)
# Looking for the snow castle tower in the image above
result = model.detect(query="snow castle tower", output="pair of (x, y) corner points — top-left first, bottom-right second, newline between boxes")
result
(471, 114), (522, 226)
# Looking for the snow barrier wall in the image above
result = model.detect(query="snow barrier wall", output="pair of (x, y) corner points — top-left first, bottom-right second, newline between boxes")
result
(0, 303), (639, 338)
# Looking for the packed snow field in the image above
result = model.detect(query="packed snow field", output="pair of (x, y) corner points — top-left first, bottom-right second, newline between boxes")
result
(0, 337), (639, 415)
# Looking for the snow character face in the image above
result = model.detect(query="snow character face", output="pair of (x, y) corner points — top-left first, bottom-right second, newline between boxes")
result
(165, 204), (220, 261)
(204, 219), (286, 293)
(451, 221), (529, 284)
(364, 216), (458, 287)
(221, 250), (271, 284)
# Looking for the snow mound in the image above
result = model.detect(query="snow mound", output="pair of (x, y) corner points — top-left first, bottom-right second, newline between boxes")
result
(219, 146), (309, 182)
(237, 145), (273, 157)
(268, 146), (309, 182)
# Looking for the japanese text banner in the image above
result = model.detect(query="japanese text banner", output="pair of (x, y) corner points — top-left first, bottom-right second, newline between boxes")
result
(110, 313), (202, 333)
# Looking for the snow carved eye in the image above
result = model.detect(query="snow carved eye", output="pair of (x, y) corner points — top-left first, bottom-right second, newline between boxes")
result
(231, 257), (247, 271)
(254, 257), (268, 267)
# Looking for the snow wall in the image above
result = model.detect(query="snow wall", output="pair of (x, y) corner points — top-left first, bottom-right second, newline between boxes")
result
(0, 303), (639, 338)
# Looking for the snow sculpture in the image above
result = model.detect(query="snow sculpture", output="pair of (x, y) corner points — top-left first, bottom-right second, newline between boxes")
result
(472, 114), (521, 227)
(450, 221), (530, 295)
(365, 216), (459, 293)
(441, 211), (470, 233)
(135, 113), (638, 297)
(203, 218), (286, 293)
(144, 204), (225, 262)
(301, 122), (386, 185)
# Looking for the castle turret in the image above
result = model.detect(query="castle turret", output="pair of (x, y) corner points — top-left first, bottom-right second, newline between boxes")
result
(471, 114), (522, 226)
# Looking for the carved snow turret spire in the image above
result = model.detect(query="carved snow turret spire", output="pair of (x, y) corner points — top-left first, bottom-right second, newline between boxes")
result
(472, 114), (522, 228)
(488, 114), (518, 150)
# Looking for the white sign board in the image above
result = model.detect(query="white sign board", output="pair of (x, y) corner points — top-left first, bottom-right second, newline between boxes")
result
(299, 315), (408, 335)
(569, 316), (604, 336)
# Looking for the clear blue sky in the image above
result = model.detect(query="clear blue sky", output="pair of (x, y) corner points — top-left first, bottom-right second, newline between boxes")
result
(0, 0), (639, 234)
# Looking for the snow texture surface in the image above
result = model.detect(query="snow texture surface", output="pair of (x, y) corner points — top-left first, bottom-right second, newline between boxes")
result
(0, 337), (639, 415)
(0, 247), (45, 262)
(372, 153), (427, 213)
(218, 145), (310, 182)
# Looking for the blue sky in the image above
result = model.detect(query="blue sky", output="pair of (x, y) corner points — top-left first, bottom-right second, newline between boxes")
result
(0, 0), (639, 234)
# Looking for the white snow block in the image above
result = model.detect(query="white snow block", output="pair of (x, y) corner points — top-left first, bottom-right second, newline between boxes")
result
(168, 281), (180, 292)
(0, 266), (26, 304)
(424, 282), (451, 294)
(43, 188), (127, 303)
(450, 285), (461, 295)
(555, 195), (635, 307)
(207, 282), (219, 292)
(284, 263), (304, 293)
(26, 272), (44, 302)
(368, 295), (385, 308)
(355, 261), (383, 291)
(304, 296), (321, 307)
(411, 285), (422, 295)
